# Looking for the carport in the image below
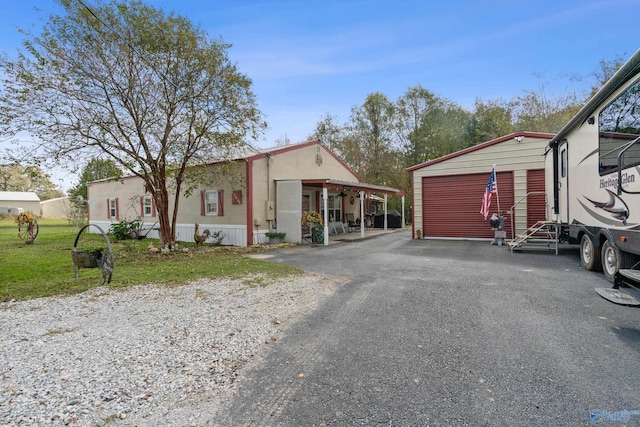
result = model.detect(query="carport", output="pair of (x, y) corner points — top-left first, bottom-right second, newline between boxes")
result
(300, 179), (405, 246)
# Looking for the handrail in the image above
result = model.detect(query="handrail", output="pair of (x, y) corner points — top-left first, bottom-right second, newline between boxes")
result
(508, 191), (548, 240)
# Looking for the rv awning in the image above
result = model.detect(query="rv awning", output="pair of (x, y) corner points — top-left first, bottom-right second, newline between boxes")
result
(300, 179), (404, 196)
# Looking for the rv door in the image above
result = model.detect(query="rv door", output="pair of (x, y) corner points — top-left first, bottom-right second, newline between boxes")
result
(558, 141), (569, 223)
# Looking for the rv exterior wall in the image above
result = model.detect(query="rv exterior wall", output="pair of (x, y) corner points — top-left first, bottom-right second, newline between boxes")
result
(558, 76), (640, 237)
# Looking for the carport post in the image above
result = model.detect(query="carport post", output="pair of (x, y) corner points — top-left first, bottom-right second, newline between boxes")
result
(401, 195), (405, 229)
(384, 194), (388, 231)
(360, 191), (365, 238)
(323, 187), (329, 246)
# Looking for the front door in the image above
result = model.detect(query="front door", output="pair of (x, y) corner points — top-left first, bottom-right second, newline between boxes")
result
(558, 141), (569, 223)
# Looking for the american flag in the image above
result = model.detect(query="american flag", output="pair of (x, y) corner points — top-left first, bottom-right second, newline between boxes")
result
(480, 168), (497, 219)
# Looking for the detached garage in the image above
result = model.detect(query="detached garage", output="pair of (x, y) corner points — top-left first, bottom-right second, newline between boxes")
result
(408, 132), (554, 240)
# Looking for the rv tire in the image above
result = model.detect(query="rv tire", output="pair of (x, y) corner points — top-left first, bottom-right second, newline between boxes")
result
(601, 240), (621, 283)
(580, 234), (600, 272)
(601, 240), (637, 283)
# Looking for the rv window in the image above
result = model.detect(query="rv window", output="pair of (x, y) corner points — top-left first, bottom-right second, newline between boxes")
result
(598, 76), (640, 175)
(561, 149), (567, 178)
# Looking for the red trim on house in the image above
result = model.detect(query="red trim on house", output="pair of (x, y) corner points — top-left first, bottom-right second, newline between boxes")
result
(217, 189), (224, 216)
(410, 171), (415, 239)
(406, 132), (556, 172)
(246, 159), (253, 246)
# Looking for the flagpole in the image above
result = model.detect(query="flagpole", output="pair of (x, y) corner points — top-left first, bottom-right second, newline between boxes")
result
(493, 164), (500, 214)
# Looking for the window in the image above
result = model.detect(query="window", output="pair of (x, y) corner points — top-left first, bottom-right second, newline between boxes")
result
(320, 194), (342, 222)
(206, 191), (218, 215)
(107, 198), (118, 219)
(599, 76), (640, 175)
(142, 195), (155, 217)
(200, 190), (224, 216)
(561, 149), (567, 178)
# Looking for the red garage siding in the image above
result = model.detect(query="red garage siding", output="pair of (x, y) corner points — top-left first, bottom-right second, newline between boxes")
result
(422, 171), (514, 239)
(526, 169), (546, 228)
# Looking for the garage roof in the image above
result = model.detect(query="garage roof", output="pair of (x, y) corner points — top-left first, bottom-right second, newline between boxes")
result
(406, 131), (555, 172)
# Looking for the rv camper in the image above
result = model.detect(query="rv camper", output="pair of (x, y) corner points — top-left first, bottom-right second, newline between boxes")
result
(546, 49), (640, 304)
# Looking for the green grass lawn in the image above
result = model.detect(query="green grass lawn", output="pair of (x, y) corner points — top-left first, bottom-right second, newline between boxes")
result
(0, 218), (302, 302)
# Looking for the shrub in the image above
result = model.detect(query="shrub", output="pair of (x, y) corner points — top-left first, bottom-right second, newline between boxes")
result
(109, 218), (141, 240)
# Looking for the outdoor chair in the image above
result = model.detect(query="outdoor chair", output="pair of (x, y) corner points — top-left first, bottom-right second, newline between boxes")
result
(346, 213), (360, 232)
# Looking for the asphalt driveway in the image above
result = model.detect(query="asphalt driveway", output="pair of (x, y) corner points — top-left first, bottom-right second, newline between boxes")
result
(214, 232), (640, 426)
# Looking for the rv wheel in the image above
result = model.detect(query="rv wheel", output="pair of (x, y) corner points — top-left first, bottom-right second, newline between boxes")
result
(601, 240), (620, 283)
(580, 234), (600, 271)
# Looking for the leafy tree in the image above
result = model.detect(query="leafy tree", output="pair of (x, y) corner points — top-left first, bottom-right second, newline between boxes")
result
(350, 92), (398, 184)
(393, 86), (471, 165)
(0, 0), (265, 245)
(511, 84), (583, 133)
(0, 163), (64, 200)
(68, 158), (122, 201)
(311, 113), (346, 151)
(0, 164), (30, 192)
(393, 85), (440, 167)
(465, 99), (515, 145)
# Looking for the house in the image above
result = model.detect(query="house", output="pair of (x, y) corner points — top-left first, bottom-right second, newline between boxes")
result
(87, 140), (404, 246)
(0, 191), (41, 215)
(407, 132), (555, 240)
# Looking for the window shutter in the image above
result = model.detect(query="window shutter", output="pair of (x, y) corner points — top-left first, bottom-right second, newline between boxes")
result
(217, 190), (224, 216)
(107, 199), (110, 218)
(200, 190), (206, 216)
(140, 196), (144, 217)
(115, 198), (120, 220)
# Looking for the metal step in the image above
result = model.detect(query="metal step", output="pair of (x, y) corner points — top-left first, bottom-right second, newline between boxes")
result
(616, 269), (640, 290)
(595, 287), (640, 306)
(508, 221), (559, 254)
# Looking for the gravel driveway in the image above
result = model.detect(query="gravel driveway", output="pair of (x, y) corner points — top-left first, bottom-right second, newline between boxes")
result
(0, 273), (344, 426)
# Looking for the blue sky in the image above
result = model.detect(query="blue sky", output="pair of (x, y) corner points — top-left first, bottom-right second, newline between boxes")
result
(1, 0), (640, 189)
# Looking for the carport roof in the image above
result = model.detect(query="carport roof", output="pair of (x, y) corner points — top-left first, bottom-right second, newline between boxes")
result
(300, 179), (404, 196)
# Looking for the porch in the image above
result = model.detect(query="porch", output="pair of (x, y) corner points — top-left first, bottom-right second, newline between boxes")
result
(277, 178), (405, 247)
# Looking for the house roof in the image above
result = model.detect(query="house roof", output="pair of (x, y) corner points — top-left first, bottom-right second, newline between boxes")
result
(88, 140), (362, 186)
(406, 131), (556, 172)
(549, 48), (640, 147)
(0, 191), (40, 202)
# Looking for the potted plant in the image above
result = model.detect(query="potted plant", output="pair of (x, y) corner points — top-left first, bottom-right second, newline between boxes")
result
(265, 230), (286, 244)
(301, 211), (324, 244)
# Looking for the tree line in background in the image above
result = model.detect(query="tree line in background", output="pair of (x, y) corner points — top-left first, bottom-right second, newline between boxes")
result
(0, 163), (65, 200)
(308, 56), (626, 214)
